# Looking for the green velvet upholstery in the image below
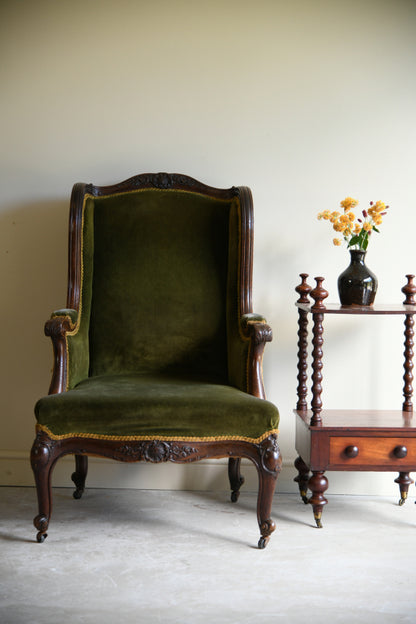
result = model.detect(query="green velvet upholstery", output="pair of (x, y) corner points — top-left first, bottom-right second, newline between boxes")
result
(90, 190), (231, 379)
(35, 185), (279, 442)
(35, 373), (278, 441)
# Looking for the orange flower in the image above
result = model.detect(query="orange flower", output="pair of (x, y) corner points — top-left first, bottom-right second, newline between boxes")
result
(317, 210), (331, 220)
(373, 201), (386, 212)
(340, 197), (359, 212)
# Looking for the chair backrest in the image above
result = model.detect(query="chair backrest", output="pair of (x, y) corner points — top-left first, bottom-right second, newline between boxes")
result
(67, 173), (254, 382)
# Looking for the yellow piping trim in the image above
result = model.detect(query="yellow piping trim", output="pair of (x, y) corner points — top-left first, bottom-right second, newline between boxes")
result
(66, 194), (88, 339)
(62, 194), (89, 391)
(36, 423), (278, 444)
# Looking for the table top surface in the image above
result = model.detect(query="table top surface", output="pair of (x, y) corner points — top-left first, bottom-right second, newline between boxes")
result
(296, 303), (416, 315)
(295, 409), (416, 431)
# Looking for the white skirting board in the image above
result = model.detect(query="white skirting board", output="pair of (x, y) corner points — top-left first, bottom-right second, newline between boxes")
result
(0, 450), (413, 498)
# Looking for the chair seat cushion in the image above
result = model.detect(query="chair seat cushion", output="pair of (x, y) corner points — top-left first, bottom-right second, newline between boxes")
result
(35, 374), (279, 443)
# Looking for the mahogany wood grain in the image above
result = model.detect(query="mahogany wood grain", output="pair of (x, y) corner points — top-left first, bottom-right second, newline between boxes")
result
(31, 430), (281, 546)
(296, 303), (416, 315)
(294, 273), (416, 527)
(295, 409), (416, 431)
(329, 437), (416, 467)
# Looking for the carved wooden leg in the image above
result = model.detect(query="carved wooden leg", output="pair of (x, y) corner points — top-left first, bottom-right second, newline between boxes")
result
(30, 432), (57, 543)
(72, 455), (88, 500)
(308, 471), (328, 528)
(294, 456), (310, 504)
(255, 435), (281, 549)
(228, 457), (245, 502)
(394, 472), (414, 506)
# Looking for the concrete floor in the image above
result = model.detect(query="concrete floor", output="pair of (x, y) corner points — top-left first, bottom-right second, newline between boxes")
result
(1, 487), (416, 624)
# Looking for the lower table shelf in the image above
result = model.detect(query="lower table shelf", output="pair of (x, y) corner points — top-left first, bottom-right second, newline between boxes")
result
(294, 409), (416, 527)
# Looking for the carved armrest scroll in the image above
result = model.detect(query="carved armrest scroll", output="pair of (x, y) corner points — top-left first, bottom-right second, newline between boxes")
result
(240, 313), (273, 399)
(44, 309), (78, 395)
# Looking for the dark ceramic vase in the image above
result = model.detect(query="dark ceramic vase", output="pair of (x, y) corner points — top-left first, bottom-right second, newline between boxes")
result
(337, 249), (378, 306)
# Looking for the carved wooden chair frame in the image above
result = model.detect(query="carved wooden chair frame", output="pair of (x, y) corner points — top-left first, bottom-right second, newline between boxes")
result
(31, 173), (281, 548)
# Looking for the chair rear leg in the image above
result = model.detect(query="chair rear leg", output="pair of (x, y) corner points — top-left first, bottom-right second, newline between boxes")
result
(72, 455), (88, 499)
(228, 457), (245, 502)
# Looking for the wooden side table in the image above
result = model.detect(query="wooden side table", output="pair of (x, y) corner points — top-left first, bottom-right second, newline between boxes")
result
(294, 273), (416, 527)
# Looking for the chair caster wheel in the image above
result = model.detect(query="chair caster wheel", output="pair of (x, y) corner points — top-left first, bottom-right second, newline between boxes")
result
(73, 489), (83, 500)
(231, 491), (240, 503)
(301, 495), (309, 505)
(36, 532), (47, 543)
(258, 536), (269, 549)
(399, 497), (406, 506)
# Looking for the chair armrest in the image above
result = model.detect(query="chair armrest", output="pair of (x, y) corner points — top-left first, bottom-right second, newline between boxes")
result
(44, 309), (88, 394)
(240, 313), (273, 344)
(50, 308), (79, 324)
(240, 313), (273, 399)
(228, 313), (273, 398)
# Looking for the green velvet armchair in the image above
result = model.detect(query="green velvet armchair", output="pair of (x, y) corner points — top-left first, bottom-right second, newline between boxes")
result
(31, 173), (281, 548)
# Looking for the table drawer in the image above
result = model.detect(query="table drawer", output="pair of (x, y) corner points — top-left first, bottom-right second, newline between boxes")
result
(329, 436), (416, 467)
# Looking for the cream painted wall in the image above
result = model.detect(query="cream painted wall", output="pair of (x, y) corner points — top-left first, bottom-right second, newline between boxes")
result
(1, 0), (416, 495)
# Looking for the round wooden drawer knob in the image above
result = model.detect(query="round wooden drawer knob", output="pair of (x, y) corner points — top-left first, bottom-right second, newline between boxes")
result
(345, 445), (359, 458)
(393, 445), (407, 458)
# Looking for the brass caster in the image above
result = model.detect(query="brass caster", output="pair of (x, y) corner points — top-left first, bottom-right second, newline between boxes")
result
(73, 489), (83, 500)
(231, 491), (240, 503)
(399, 491), (408, 506)
(314, 515), (323, 529)
(36, 532), (47, 543)
(301, 492), (309, 505)
(258, 536), (269, 549)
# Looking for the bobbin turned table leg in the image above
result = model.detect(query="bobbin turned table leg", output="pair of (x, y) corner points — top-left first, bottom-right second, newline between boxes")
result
(402, 275), (416, 412)
(296, 273), (312, 412)
(310, 277), (328, 427)
(401, 276), (416, 508)
(394, 472), (414, 506)
(402, 313), (414, 413)
(308, 471), (328, 528)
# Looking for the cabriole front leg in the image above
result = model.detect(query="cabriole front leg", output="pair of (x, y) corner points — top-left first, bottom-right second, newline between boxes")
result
(30, 432), (58, 543)
(256, 435), (281, 549)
